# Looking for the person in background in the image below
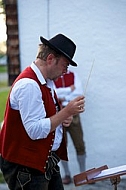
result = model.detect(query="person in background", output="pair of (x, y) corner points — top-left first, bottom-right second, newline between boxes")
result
(54, 70), (86, 185)
(0, 34), (85, 190)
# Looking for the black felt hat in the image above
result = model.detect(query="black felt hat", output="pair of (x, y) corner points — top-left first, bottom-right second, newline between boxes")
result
(40, 34), (77, 66)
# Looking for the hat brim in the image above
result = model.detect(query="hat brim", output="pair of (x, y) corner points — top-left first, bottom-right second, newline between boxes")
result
(40, 36), (77, 67)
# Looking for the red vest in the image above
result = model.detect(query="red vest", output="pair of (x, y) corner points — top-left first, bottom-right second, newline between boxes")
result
(54, 71), (74, 88)
(0, 67), (68, 172)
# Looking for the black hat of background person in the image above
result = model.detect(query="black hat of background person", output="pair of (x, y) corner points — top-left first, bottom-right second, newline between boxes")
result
(40, 34), (77, 66)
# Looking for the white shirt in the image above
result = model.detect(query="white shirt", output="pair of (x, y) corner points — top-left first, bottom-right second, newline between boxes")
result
(10, 62), (63, 151)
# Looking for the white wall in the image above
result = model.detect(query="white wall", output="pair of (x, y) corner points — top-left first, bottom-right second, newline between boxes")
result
(18, 0), (126, 176)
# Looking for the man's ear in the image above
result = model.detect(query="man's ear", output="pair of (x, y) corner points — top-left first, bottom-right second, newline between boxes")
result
(47, 53), (55, 63)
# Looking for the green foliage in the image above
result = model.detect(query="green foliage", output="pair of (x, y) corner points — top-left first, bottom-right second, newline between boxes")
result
(0, 54), (5, 58)
(0, 88), (9, 122)
(0, 81), (7, 87)
(0, 59), (8, 123)
(0, 172), (5, 183)
(0, 0), (5, 14)
(0, 65), (7, 73)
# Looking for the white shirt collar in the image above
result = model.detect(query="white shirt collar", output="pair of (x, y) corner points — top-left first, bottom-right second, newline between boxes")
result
(30, 62), (54, 90)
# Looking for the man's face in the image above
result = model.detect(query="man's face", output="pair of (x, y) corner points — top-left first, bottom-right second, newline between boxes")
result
(48, 55), (70, 80)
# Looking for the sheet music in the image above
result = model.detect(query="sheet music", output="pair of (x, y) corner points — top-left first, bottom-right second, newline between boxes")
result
(74, 165), (126, 186)
(94, 165), (126, 179)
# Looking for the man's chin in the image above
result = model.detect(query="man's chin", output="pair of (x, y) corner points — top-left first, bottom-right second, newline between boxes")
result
(54, 75), (62, 80)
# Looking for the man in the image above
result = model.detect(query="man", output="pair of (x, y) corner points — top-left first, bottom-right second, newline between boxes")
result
(0, 34), (85, 190)
(54, 70), (86, 184)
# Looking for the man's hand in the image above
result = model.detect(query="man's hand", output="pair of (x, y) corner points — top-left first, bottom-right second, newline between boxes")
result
(70, 84), (75, 92)
(65, 96), (85, 116)
(50, 96), (85, 132)
(62, 115), (73, 127)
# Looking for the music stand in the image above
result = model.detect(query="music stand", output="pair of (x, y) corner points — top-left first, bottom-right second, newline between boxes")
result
(73, 165), (126, 190)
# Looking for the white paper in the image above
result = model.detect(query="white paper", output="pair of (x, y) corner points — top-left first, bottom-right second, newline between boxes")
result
(94, 165), (126, 179)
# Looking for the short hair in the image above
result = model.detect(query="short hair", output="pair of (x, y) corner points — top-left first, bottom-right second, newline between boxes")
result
(36, 44), (61, 61)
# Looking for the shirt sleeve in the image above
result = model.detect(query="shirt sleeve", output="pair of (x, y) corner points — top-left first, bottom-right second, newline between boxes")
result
(10, 78), (51, 140)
